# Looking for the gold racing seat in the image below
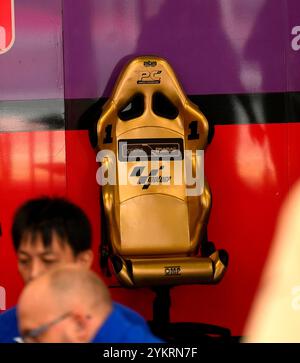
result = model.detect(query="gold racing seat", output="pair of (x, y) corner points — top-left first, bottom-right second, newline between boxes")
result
(92, 56), (228, 287)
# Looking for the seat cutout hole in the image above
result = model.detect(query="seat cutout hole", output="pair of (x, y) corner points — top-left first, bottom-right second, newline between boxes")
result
(118, 93), (144, 121)
(152, 92), (179, 120)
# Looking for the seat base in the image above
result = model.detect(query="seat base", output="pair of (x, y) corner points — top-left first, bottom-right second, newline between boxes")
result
(148, 286), (232, 343)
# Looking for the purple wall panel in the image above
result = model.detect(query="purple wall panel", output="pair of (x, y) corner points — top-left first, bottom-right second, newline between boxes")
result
(0, 0), (64, 101)
(63, 0), (299, 99)
(1, 0), (299, 100)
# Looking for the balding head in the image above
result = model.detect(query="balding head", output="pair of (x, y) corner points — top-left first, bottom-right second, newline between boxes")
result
(47, 265), (111, 309)
(18, 265), (112, 343)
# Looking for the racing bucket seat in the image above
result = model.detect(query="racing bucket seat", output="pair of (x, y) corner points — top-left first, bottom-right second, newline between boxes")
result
(91, 56), (228, 288)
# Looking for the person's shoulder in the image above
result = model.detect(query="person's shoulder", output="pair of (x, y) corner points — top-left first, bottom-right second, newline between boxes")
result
(112, 302), (164, 343)
(0, 306), (17, 322)
(113, 302), (147, 325)
(0, 306), (19, 343)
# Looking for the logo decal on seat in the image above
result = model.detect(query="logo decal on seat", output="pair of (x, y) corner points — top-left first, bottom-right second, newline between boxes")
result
(137, 70), (162, 84)
(130, 165), (171, 190)
(143, 60), (157, 67)
(164, 266), (181, 276)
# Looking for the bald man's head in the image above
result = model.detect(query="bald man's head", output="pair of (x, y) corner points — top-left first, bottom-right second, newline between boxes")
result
(18, 265), (112, 343)
(47, 265), (111, 309)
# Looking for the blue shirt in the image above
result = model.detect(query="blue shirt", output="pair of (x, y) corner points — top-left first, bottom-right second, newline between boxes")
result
(0, 306), (18, 343)
(0, 303), (163, 343)
(91, 303), (163, 343)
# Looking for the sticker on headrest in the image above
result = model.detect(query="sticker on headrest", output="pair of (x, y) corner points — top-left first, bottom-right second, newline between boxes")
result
(118, 138), (184, 161)
(137, 70), (162, 84)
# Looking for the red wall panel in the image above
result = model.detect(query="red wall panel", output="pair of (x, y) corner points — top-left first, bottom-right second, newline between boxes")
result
(0, 131), (66, 308)
(0, 124), (298, 336)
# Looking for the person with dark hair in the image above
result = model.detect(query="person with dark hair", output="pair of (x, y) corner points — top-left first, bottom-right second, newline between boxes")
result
(0, 197), (94, 342)
(12, 197), (93, 283)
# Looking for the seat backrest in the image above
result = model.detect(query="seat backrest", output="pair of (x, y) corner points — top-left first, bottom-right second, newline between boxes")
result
(93, 56), (227, 287)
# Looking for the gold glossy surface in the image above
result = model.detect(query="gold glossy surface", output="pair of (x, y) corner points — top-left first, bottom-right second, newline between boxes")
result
(118, 257), (215, 287)
(96, 56), (226, 286)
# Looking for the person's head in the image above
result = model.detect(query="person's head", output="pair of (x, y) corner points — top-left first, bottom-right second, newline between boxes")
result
(18, 265), (112, 343)
(12, 197), (94, 284)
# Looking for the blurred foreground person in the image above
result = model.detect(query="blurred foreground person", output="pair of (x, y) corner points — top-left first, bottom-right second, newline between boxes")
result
(243, 181), (300, 342)
(17, 266), (162, 343)
(0, 197), (94, 343)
